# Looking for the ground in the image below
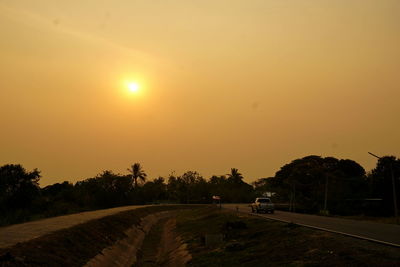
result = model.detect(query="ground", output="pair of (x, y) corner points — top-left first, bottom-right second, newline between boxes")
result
(134, 215), (191, 266)
(0, 206), (189, 267)
(175, 207), (400, 266)
(0, 205), (399, 266)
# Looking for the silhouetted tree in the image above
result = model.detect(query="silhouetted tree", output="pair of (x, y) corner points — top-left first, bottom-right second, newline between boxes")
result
(73, 170), (133, 208)
(209, 175), (227, 199)
(166, 171), (211, 203)
(0, 164), (41, 212)
(127, 163), (147, 188)
(272, 156), (366, 214)
(253, 177), (276, 198)
(367, 156), (400, 216)
(41, 181), (76, 215)
(142, 177), (167, 203)
(227, 168), (244, 184)
(166, 174), (180, 203)
(221, 168), (254, 203)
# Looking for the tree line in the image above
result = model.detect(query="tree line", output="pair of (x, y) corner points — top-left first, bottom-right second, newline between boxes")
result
(253, 155), (400, 216)
(0, 165), (252, 226)
(1, 155), (399, 225)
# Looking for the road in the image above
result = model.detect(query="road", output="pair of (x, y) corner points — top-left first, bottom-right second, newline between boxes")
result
(0, 205), (145, 248)
(223, 204), (400, 247)
(2, 204), (400, 249)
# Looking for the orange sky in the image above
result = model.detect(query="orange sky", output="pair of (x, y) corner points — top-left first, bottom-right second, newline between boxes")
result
(1, 0), (399, 186)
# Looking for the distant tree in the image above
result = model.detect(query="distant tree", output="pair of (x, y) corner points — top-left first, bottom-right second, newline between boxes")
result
(127, 163), (147, 188)
(42, 181), (74, 198)
(177, 171), (202, 203)
(73, 170), (133, 208)
(0, 164), (41, 212)
(41, 181), (76, 216)
(180, 171), (209, 203)
(273, 156), (366, 214)
(166, 171), (211, 203)
(227, 168), (244, 184)
(42, 181), (75, 204)
(368, 156), (400, 216)
(223, 168), (254, 203)
(253, 177), (275, 198)
(209, 175), (227, 199)
(142, 177), (167, 203)
(95, 170), (133, 206)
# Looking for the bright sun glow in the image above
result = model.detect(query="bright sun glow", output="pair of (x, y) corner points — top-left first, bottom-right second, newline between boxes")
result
(126, 81), (140, 93)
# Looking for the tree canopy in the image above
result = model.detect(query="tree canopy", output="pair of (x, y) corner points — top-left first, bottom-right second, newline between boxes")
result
(128, 163), (147, 188)
(0, 164), (41, 212)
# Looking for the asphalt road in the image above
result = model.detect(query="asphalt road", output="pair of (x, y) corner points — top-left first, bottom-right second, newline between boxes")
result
(223, 204), (400, 247)
(0, 205), (145, 248)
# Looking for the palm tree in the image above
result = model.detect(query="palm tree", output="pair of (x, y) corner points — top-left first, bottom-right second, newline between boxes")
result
(227, 168), (244, 184)
(127, 163), (147, 188)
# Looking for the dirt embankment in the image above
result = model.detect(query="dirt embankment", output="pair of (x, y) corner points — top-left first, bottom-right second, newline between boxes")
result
(174, 207), (400, 267)
(134, 216), (191, 267)
(85, 211), (191, 267)
(0, 205), (193, 267)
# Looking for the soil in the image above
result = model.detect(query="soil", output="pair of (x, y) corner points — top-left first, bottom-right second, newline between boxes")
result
(134, 214), (191, 266)
(1, 205), (398, 266)
(175, 206), (400, 267)
(0, 205), (194, 267)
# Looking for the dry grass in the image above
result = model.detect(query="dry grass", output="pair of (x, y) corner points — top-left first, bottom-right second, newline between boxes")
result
(0, 205), (194, 267)
(175, 206), (400, 267)
(336, 215), (399, 225)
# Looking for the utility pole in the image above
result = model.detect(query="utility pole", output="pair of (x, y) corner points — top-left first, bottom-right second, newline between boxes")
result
(289, 177), (296, 212)
(293, 182), (296, 212)
(322, 161), (331, 215)
(324, 175), (329, 211)
(368, 152), (398, 224)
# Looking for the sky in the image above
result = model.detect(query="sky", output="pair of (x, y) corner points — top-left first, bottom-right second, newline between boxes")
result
(1, 0), (399, 186)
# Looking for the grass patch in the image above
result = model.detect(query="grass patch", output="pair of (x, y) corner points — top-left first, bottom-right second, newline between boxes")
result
(176, 206), (400, 266)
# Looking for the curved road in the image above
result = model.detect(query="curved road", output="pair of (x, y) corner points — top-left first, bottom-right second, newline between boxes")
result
(223, 204), (400, 247)
(0, 205), (145, 248)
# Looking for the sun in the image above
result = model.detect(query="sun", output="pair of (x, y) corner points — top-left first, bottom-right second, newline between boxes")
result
(126, 81), (140, 93)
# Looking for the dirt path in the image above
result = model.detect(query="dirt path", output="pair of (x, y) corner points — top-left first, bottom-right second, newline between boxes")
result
(135, 215), (191, 267)
(0, 205), (146, 248)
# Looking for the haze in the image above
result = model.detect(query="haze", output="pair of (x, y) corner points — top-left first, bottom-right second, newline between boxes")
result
(1, 0), (399, 186)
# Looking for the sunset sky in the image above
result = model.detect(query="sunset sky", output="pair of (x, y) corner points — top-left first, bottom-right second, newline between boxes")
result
(1, 0), (399, 186)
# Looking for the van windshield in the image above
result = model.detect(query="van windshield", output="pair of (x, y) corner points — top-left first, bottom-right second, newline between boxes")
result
(258, 199), (270, 203)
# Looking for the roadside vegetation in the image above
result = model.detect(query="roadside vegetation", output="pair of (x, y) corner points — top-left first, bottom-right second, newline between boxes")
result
(0, 154), (399, 226)
(176, 207), (400, 266)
